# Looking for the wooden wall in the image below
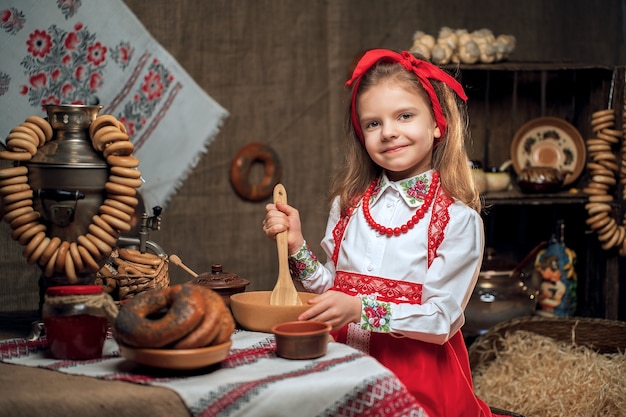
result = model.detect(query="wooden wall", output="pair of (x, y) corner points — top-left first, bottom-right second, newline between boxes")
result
(1, 0), (624, 311)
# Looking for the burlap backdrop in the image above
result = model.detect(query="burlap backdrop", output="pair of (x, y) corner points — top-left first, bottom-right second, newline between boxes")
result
(1, 0), (623, 311)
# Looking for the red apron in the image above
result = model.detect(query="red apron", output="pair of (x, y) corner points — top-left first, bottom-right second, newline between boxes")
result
(328, 186), (494, 417)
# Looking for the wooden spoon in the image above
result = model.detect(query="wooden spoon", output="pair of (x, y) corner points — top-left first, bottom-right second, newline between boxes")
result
(269, 184), (302, 306)
(169, 254), (198, 278)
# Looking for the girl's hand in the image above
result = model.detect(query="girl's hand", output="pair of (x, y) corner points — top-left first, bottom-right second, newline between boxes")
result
(298, 290), (361, 330)
(262, 202), (304, 254)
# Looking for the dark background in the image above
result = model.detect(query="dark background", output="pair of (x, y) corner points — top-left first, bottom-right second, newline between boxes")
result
(1, 0), (625, 312)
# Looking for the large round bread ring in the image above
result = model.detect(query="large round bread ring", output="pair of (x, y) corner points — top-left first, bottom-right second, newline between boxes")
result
(172, 285), (224, 349)
(114, 284), (205, 348)
(230, 142), (282, 202)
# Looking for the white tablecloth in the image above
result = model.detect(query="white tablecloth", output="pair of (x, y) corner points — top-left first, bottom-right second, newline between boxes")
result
(0, 330), (428, 417)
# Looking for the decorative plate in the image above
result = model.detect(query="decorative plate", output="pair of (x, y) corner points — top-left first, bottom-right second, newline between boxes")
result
(510, 117), (586, 186)
(118, 340), (232, 370)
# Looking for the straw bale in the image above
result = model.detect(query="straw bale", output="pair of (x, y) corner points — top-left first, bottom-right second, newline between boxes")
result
(472, 330), (626, 417)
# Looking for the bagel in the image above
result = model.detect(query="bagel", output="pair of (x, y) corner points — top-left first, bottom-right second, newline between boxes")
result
(109, 174), (143, 189)
(77, 234), (102, 258)
(20, 122), (47, 146)
(99, 203), (132, 223)
(85, 232), (113, 257)
(110, 166), (141, 179)
(591, 109), (614, 118)
(1, 198), (33, 214)
(0, 150), (32, 161)
(114, 284), (206, 348)
(54, 241), (70, 273)
(44, 248), (59, 277)
(39, 236), (61, 267)
(0, 182), (31, 196)
(118, 248), (162, 266)
(106, 154), (140, 168)
(101, 213), (132, 232)
(88, 223), (118, 247)
(172, 286), (224, 349)
(104, 181), (137, 197)
(77, 244), (100, 272)
(6, 136), (38, 154)
(213, 303), (236, 345)
(22, 230), (46, 259)
(24, 116), (53, 141)
(0, 174), (28, 187)
(92, 214), (118, 236)
(89, 115), (123, 138)
(7, 130), (39, 146)
(107, 194), (139, 208)
(9, 210), (40, 230)
(102, 140), (134, 158)
(64, 251), (78, 283)
(17, 223), (46, 246)
(27, 236), (50, 265)
(0, 166), (28, 179)
(10, 221), (38, 241)
(69, 242), (85, 272)
(103, 198), (135, 216)
(230, 142), (282, 202)
(3, 206), (34, 223)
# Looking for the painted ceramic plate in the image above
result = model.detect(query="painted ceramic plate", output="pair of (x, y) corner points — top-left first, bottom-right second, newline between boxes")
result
(510, 117), (586, 185)
(119, 340), (232, 370)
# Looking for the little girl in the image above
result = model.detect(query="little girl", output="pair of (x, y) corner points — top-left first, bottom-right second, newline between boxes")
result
(263, 49), (501, 417)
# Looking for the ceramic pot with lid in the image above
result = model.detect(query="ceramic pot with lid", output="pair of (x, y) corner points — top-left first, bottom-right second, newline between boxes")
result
(190, 264), (250, 307)
(464, 243), (545, 337)
(517, 166), (571, 193)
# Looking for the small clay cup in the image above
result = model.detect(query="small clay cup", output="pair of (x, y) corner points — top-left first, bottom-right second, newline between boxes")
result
(272, 321), (332, 360)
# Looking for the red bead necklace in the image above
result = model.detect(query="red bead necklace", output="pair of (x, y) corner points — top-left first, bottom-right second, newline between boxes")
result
(362, 172), (440, 237)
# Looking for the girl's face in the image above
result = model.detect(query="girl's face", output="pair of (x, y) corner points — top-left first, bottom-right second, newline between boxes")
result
(357, 81), (441, 181)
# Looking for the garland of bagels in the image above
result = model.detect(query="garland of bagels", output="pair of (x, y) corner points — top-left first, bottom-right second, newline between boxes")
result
(584, 98), (626, 256)
(0, 114), (145, 281)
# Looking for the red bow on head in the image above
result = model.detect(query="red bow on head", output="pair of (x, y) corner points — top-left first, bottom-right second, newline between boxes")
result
(346, 49), (468, 143)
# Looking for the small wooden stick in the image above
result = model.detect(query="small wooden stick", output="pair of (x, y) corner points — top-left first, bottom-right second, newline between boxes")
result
(169, 254), (198, 278)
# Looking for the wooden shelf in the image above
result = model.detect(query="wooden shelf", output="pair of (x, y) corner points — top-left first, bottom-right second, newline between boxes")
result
(464, 62), (625, 320)
(483, 190), (589, 205)
(446, 61), (615, 72)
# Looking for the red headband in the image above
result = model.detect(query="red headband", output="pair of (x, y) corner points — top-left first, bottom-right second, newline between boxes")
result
(346, 49), (468, 143)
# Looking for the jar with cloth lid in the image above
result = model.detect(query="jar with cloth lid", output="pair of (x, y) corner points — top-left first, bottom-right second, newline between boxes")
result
(42, 285), (118, 359)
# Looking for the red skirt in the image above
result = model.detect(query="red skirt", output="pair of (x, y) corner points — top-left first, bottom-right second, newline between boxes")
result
(333, 325), (494, 417)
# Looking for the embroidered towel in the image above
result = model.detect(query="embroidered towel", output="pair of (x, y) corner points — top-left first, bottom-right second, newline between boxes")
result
(0, 0), (229, 208)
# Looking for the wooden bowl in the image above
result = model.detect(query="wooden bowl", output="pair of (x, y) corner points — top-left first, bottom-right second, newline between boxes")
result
(272, 321), (331, 360)
(229, 291), (315, 333)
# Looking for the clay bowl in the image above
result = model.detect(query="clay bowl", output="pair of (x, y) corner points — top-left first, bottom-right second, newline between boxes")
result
(272, 321), (332, 360)
(485, 170), (511, 192)
(230, 291), (315, 333)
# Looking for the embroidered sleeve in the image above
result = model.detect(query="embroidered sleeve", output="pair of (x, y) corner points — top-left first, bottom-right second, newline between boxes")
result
(288, 241), (320, 280)
(360, 296), (392, 332)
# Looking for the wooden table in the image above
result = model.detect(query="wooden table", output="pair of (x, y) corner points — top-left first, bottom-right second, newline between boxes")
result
(0, 311), (427, 417)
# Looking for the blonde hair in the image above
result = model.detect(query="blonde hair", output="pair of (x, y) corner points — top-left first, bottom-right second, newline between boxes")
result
(330, 57), (481, 214)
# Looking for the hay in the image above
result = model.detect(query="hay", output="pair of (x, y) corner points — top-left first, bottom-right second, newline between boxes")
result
(472, 330), (626, 417)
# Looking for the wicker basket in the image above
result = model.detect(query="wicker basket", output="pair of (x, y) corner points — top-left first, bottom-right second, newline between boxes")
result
(468, 315), (626, 417)
(468, 315), (626, 371)
(96, 251), (170, 303)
